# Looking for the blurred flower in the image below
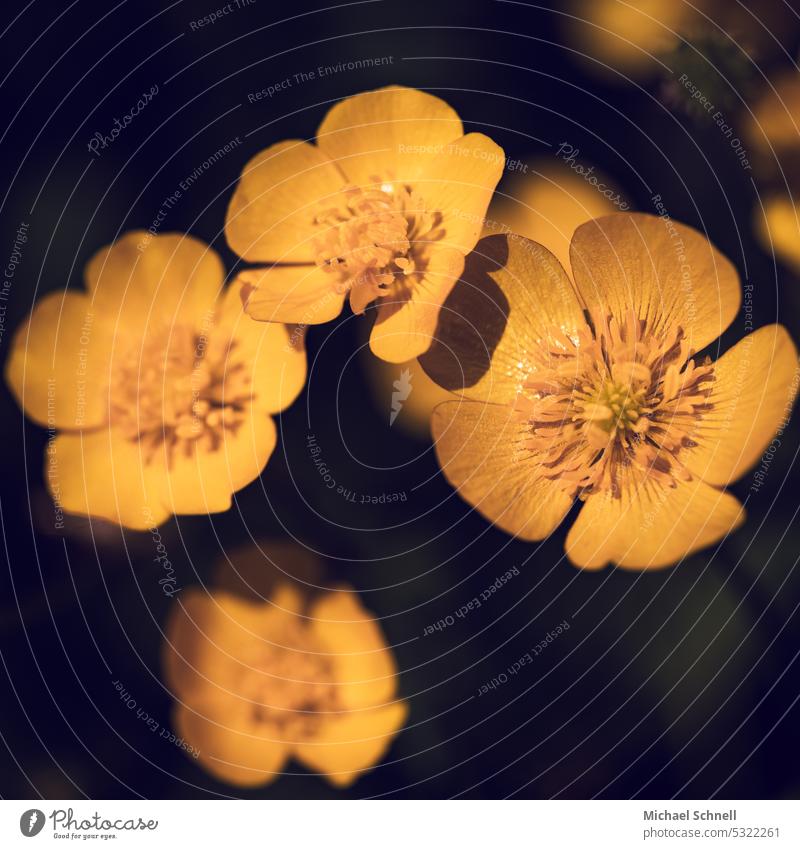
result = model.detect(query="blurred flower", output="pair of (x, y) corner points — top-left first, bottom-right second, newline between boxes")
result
(745, 70), (800, 171)
(226, 85), (504, 362)
(164, 582), (407, 787)
(485, 157), (628, 275)
(424, 214), (798, 569)
(365, 356), (453, 439)
(562, 0), (705, 78)
(755, 194), (800, 273)
(5, 233), (306, 529)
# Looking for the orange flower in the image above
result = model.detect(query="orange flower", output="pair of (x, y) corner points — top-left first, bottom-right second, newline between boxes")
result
(163, 583), (407, 787)
(225, 85), (504, 362)
(755, 194), (800, 274)
(5, 233), (306, 529)
(424, 213), (798, 569)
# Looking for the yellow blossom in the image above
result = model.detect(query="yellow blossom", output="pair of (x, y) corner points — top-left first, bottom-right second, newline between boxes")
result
(755, 195), (800, 274)
(163, 581), (407, 787)
(225, 85), (505, 363)
(423, 213), (798, 569)
(5, 232), (306, 530)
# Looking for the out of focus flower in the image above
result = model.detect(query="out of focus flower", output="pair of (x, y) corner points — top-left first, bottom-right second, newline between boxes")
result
(5, 233), (306, 529)
(226, 85), (504, 362)
(745, 70), (800, 176)
(365, 356), (452, 439)
(562, 0), (705, 78)
(485, 157), (628, 275)
(755, 195), (800, 273)
(164, 581), (407, 787)
(424, 213), (798, 569)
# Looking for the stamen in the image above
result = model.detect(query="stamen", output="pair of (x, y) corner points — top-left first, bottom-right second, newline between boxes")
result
(311, 176), (443, 311)
(517, 309), (715, 498)
(110, 324), (251, 466)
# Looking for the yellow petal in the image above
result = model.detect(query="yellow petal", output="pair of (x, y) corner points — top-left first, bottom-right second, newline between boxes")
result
(212, 281), (307, 414)
(369, 246), (464, 363)
(746, 70), (800, 156)
(754, 195), (800, 273)
(294, 702), (408, 788)
(419, 234), (586, 404)
(562, 0), (693, 78)
(684, 324), (799, 487)
(5, 291), (112, 430)
(411, 133), (505, 253)
(225, 140), (345, 263)
(569, 212), (741, 353)
(48, 427), (170, 530)
(432, 400), (574, 540)
(565, 469), (745, 570)
(316, 85), (463, 186)
(164, 586), (304, 704)
(308, 591), (398, 711)
(85, 232), (223, 335)
(160, 407), (278, 516)
(239, 263), (345, 324)
(486, 157), (628, 275)
(174, 703), (289, 787)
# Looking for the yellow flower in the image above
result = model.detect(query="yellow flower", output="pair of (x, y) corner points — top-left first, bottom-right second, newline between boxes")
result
(5, 232), (306, 530)
(424, 213), (798, 569)
(755, 195), (800, 274)
(485, 157), (628, 275)
(746, 70), (800, 163)
(225, 85), (505, 363)
(163, 582), (407, 787)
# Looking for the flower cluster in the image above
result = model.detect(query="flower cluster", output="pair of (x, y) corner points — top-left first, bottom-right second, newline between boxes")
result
(6, 84), (798, 787)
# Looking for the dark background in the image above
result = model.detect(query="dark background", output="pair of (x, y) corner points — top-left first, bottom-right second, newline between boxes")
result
(1, 0), (800, 799)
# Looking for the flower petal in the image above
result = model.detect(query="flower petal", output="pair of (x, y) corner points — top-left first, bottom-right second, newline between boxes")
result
(565, 470), (745, 570)
(85, 232), (223, 334)
(420, 234), (586, 404)
(569, 212), (741, 353)
(5, 291), (112, 430)
(412, 133), (505, 253)
(755, 194), (800, 273)
(432, 400), (574, 541)
(293, 702), (408, 788)
(160, 407), (277, 516)
(486, 157), (627, 275)
(316, 85), (463, 186)
(174, 703), (289, 787)
(48, 427), (170, 530)
(684, 324), (799, 487)
(308, 591), (398, 711)
(164, 586), (305, 704)
(369, 246), (464, 362)
(225, 140), (345, 263)
(212, 281), (307, 414)
(239, 263), (346, 324)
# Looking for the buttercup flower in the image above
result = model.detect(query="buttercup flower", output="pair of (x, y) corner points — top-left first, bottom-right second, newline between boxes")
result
(5, 232), (306, 530)
(164, 582), (407, 787)
(225, 85), (505, 362)
(424, 213), (798, 569)
(755, 195), (800, 274)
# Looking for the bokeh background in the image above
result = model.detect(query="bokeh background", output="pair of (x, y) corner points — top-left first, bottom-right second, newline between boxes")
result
(2, 0), (800, 799)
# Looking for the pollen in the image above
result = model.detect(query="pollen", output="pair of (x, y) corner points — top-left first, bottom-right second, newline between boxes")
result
(515, 309), (715, 498)
(110, 322), (252, 465)
(311, 176), (443, 313)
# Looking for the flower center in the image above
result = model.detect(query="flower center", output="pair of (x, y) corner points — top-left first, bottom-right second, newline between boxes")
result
(312, 177), (442, 312)
(110, 319), (251, 464)
(239, 622), (339, 741)
(515, 310), (715, 498)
